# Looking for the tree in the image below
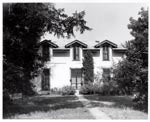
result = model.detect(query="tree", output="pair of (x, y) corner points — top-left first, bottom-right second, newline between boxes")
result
(127, 7), (148, 67)
(113, 59), (140, 95)
(3, 3), (91, 96)
(113, 8), (148, 111)
(82, 50), (94, 84)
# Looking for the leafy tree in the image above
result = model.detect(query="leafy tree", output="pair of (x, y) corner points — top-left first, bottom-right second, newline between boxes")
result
(113, 8), (148, 111)
(3, 3), (91, 96)
(127, 7), (148, 67)
(82, 50), (94, 84)
(113, 59), (140, 95)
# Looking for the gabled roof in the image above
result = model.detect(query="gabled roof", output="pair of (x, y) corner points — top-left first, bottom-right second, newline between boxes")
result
(94, 40), (117, 48)
(65, 40), (88, 48)
(39, 40), (58, 48)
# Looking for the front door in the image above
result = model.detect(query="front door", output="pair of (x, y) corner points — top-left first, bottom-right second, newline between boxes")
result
(42, 69), (50, 90)
(71, 69), (83, 89)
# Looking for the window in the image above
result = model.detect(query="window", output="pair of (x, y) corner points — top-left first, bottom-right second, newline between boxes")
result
(103, 46), (109, 61)
(103, 68), (111, 81)
(73, 47), (80, 60)
(42, 45), (50, 61)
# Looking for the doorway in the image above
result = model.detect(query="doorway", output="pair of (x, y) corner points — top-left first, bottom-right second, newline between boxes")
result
(71, 69), (83, 89)
(42, 68), (50, 90)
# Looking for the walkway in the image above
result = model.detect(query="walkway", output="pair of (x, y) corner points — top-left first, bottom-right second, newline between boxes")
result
(75, 92), (111, 119)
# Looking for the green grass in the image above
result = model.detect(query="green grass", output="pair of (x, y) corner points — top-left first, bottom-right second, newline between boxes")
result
(3, 95), (94, 119)
(84, 95), (148, 119)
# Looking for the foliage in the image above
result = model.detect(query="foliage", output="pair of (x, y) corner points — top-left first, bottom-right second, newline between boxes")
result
(50, 87), (62, 95)
(82, 50), (94, 84)
(132, 68), (148, 112)
(79, 77), (118, 95)
(113, 59), (140, 95)
(79, 83), (94, 94)
(113, 8), (148, 111)
(61, 86), (76, 95)
(3, 3), (91, 97)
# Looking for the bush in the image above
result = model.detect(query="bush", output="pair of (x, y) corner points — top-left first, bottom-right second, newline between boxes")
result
(93, 72), (119, 95)
(61, 86), (76, 95)
(79, 83), (94, 95)
(50, 87), (61, 95)
(132, 69), (148, 112)
(79, 76), (119, 95)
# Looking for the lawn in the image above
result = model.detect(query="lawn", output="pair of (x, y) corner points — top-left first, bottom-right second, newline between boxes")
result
(84, 95), (148, 119)
(3, 94), (148, 119)
(3, 95), (94, 119)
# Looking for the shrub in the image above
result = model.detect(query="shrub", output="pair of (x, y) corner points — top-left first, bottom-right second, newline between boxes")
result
(79, 83), (94, 95)
(80, 77), (119, 95)
(132, 69), (148, 112)
(50, 87), (61, 95)
(93, 71), (119, 95)
(61, 86), (76, 95)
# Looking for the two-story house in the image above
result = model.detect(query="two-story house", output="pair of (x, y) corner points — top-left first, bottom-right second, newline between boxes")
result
(32, 39), (126, 93)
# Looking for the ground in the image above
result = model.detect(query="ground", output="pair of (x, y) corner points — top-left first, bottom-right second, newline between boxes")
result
(3, 94), (148, 119)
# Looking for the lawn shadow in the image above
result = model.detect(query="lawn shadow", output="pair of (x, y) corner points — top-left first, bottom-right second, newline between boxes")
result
(83, 95), (135, 109)
(3, 95), (84, 118)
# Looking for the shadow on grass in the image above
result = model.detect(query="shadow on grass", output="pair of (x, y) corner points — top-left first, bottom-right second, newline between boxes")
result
(3, 95), (84, 118)
(83, 95), (139, 110)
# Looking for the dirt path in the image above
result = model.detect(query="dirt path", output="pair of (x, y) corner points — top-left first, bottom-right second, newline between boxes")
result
(76, 94), (111, 119)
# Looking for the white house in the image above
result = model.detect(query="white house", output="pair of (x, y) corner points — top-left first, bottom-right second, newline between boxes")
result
(32, 39), (126, 93)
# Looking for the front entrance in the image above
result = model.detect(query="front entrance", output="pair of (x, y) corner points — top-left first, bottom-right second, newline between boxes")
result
(42, 69), (50, 90)
(71, 69), (83, 89)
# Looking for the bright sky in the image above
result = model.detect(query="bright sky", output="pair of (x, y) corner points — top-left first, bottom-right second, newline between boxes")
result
(42, 2), (148, 48)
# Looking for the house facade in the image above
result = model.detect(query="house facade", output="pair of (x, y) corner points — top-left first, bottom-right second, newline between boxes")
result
(32, 39), (126, 93)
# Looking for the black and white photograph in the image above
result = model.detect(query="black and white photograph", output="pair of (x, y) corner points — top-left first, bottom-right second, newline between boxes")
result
(2, 0), (149, 119)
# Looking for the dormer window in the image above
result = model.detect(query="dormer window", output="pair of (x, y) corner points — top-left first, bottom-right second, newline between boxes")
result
(39, 40), (58, 62)
(103, 46), (109, 61)
(94, 40), (117, 61)
(65, 40), (88, 61)
(73, 47), (80, 61)
(43, 45), (50, 61)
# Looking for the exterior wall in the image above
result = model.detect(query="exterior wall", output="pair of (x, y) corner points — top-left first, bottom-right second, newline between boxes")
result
(32, 45), (125, 92)
(93, 47), (113, 80)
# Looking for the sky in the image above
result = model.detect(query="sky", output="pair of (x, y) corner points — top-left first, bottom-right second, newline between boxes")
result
(41, 2), (148, 48)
